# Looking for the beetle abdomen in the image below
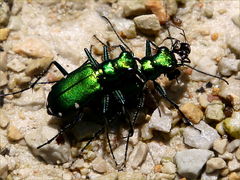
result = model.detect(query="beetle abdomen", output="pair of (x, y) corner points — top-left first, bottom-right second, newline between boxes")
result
(47, 64), (102, 115)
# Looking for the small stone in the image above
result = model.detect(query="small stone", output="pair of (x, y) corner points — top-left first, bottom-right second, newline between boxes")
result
(0, 2), (10, 26)
(219, 58), (240, 76)
(161, 161), (176, 174)
(198, 94), (209, 108)
(166, 0), (178, 16)
(223, 112), (240, 139)
(154, 164), (162, 173)
(0, 155), (8, 178)
(0, 28), (10, 41)
(7, 124), (23, 141)
(149, 106), (172, 133)
(228, 172), (240, 180)
(228, 158), (240, 172)
(219, 77), (240, 111)
(116, 19), (137, 39)
(232, 15), (240, 28)
(227, 33), (240, 58)
(0, 51), (7, 71)
(211, 33), (219, 41)
(25, 57), (52, 77)
(7, 58), (26, 72)
(0, 71), (7, 87)
(141, 123), (153, 140)
(204, 7), (213, 18)
(206, 157), (226, 173)
(0, 109), (9, 128)
(218, 152), (233, 160)
(183, 121), (220, 149)
(201, 171), (219, 180)
(8, 16), (22, 31)
(134, 14), (161, 36)
(150, 173), (175, 180)
(145, 0), (170, 24)
(227, 139), (240, 153)
(118, 172), (146, 180)
(147, 141), (168, 165)
(220, 168), (229, 177)
(213, 139), (228, 154)
(13, 37), (54, 59)
(235, 147), (240, 161)
(70, 159), (84, 171)
(216, 121), (226, 135)
(180, 103), (203, 124)
(175, 149), (214, 179)
(94, 172), (118, 180)
(121, 0), (146, 18)
(205, 100), (225, 121)
(24, 126), (71, 164)
(36, 0), (60, 6)
(92, 156), (107, 174)
(113, 143), (133, 166)
(129, 141), (148, 169)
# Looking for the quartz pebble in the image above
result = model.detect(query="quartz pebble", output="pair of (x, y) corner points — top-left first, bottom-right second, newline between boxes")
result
(228, 158), (240, 172)
(227, 33), (240, 58)
(149, 173), (175, 180)
(218, 152), (234, 161)
(7, 58), (26, 72)
(25, 57), (52, 77)
(118, 172), (146, 180)
(92, 156), (107, 174)
(216, 121), (226, 135)
(219, 58), (240, 76)
(0, 71), (7, 87)
(204, 7), (213, 18)
(94, 172), (118, 180)
(183, 121), (220, 149)
(0, 1), (10, 26)
(128, 141), (148, 169)
(134, 14), (161, 36)
(147, 141), (167, 165)
(0, 155), (8, 178)
(228, 172), (240, 180)
(13, 37), (54, 59)
(0, 51), (7, 71)
(24, 126), (71, 164)
(0, 109), (9, 128)
(70, 159), (84, 171)
(219, 77), (240, 111)
(175, 149), (214, 179)
(121, 0), (146, 18)
(161, 161), (177, 174)
(7, 124), (23, 141)
(113, 143), (133, 166)
(235, 147), (240, 160)
(213, 138), (227, 154)
(205, 100), (225, 121)
(180, 103), (203, 124)
(232, 15), (240, 28)
(226, 139), (240, 153)
(223, 112), (240, 138)
(201, 171), (219, 180)
(148, 106), (172, 133)
(206, 157), (226, 173)
(0, 28), (10, 41)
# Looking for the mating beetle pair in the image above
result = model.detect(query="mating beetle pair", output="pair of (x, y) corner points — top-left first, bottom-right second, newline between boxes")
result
(0, 17), (227, 168)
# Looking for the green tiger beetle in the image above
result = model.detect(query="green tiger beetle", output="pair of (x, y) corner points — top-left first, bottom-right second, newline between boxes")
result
(0, 16), (228, 168)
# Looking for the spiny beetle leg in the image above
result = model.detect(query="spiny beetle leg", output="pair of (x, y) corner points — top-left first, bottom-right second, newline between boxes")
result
(102, 94), (118, 167)
(37, 112), (84, 149)
(0, 61), (68, 97)
(153, 81), (193, 126)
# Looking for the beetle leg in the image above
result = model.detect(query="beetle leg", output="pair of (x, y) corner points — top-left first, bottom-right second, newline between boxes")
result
(0, 61), (68, 97)
(102, 94), (118, 167)
(84, 48), (99, 69)
(37, 112), (84, 149)
(153, 81), (193, 126)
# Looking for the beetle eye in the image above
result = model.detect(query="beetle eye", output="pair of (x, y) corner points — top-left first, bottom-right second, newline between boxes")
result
(181, 43), (191, 54)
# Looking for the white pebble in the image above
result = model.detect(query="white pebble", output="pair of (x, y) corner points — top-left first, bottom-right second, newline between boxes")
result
(213, 138), (228, 154)
(206, 157), (226, 173)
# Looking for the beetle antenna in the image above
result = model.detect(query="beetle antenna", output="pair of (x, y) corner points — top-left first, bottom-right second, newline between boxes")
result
(184, 64), (229, 85)
(101, 16), (133, 54)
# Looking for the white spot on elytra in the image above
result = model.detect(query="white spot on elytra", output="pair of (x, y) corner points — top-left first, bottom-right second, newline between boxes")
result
(58, 112), (62, 117)
(75, 103), (80, 109)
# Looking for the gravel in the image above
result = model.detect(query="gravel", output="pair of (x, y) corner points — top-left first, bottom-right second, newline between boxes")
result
(0, 0), (239, 179)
